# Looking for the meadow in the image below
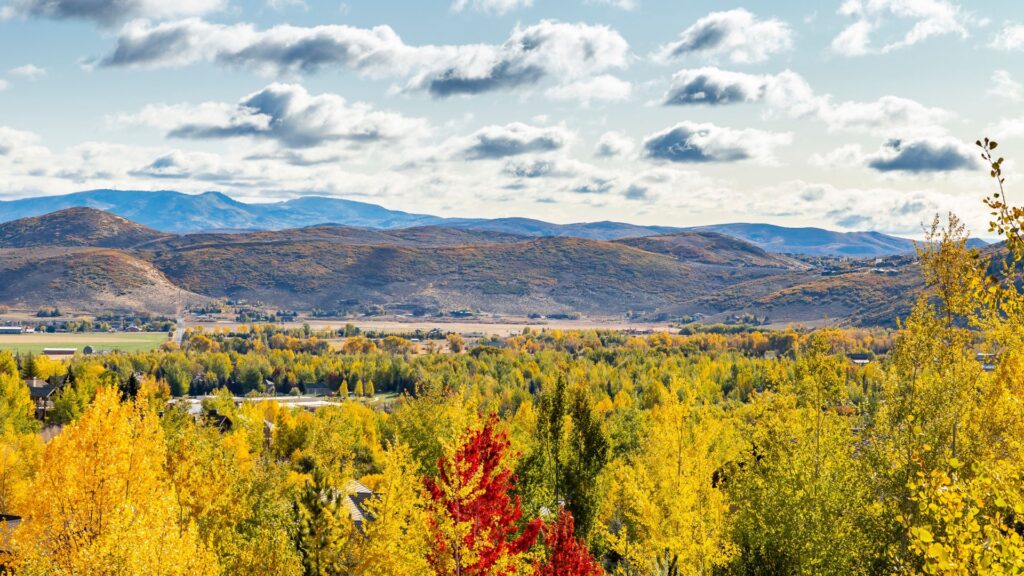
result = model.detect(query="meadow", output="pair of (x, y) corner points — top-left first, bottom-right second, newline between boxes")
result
(0, 331), (169, 354)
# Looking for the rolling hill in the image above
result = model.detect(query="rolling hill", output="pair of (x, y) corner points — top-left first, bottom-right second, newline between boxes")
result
(0, 208), (924, 325)
(687, 223), (918, 257)
(0, 208), (170, 248)
(0, 189), (937, 257)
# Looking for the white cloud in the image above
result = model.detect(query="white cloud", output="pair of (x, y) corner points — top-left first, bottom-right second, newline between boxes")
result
(991, 23), (1024, 50)
(119, 83), (429, 148)
(451, 0), (532, 15)
(0, 79), (7, 92)
(100, 19), (630, 104)
(545, 74), (631, 104)
(642, 121), (792, 165)
(1, 0), (225, 25)
(451, 122), (574, 160)
(594, 131), (635, 158)
(655, 9), (793, 64)
(818, 95), (951, 136)
(832, 0), (970, 56)
(8, 64), (46, 79)
(661, 67), (949, 138)
(989, 70), (1023, 102)
(865, 136), (979, 173)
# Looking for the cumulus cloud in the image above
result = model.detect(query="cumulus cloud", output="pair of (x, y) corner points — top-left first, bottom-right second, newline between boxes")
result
(663, 67), (775, 105)
(655, 9), (793, 64)
(456, 123), (572, 160)
(866, 137), (980, 173)
(642, 121), (791, 164)
(989, 70), (1024, 101)
(99, 18), (630, 103)
(594, 131), (635, 158)
(120, 83), (428, 148)
(991, 23), (1024, 50)
(407, 21), (629, 98)
(831, 0), (970, 56)
(451, 0), (532, 15)
(0, 0), (225, 25)
(8, 64), (46, 78)
(662, 67), (952, 138)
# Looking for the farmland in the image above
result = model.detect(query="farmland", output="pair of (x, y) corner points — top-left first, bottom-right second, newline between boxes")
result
(0, 331), (169, 354)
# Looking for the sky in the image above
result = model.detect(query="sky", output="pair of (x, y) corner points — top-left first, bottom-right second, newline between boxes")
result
(1, 0), (1024, 236)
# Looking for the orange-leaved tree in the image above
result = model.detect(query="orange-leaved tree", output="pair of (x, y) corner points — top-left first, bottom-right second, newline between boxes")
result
(425, 416), (542, 576)
(535, 509), (603, 576)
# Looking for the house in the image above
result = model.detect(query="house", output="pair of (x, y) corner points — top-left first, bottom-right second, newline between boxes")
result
(125, 325), (142, 333)
(344, 480), (374, 532)
(305, 386), (331, 397)
(26, 378), (57, 420)
(0, 327), (21, 335)
(976, 353), (997, 372)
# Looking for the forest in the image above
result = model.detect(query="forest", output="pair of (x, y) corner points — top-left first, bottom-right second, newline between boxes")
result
(0, 141), (1020, 575)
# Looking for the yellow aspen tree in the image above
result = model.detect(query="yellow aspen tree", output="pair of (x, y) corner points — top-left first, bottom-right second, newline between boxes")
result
(11, 387), (219, 576)
(355, 442), (432, 576)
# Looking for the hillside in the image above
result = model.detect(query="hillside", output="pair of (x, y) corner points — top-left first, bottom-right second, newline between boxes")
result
(143, 236), (774, 314)
(0, 247), (195, 313)
(615, 232), (805, 268)
(0, 190), (932, 257)
(0, 208), (926, 324)
(687, 223), (919, 257)
(0, 207), (169, 249)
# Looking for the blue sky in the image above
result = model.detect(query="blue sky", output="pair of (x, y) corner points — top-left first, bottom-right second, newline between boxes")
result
(1, 0), (1023, 236)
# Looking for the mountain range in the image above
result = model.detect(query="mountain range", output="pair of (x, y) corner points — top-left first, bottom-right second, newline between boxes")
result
(0, 207), (924, 326)
(0, 189), (960, 257)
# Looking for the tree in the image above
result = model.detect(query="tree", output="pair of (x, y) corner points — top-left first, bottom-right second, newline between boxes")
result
(355, 442), (432, 576)
(448, 333), (466, 353)
(535, 509), (603, 576)
(292, 468), (356, 576)
(11, 387), (218, 576)
(0, 372), (37, 434)
(425, 417), (541, 576)
(18, 353), (37, 380)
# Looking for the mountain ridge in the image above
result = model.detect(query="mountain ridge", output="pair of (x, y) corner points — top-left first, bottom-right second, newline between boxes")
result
(0, 190), (951, 257)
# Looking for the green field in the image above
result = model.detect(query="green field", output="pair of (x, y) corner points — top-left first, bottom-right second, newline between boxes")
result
(0, 332), (170, 354)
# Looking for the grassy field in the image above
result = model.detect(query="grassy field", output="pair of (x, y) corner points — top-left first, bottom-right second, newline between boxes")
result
(0, 332), (170, 354)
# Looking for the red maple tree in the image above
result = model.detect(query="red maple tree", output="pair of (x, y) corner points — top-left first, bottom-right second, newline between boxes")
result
(536, 509), (604, 576)
(425, 416), (542, 576)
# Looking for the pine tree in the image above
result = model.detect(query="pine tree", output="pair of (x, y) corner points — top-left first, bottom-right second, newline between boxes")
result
(292, 468), (355, 576)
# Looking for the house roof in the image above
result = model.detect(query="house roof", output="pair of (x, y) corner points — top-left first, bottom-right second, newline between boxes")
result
(344, 480), (374, 530)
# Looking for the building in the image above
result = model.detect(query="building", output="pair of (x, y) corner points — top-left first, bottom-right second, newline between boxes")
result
(26, 378), (57, 420)
(343, 480), (374, 532)
(42, 348), (76, 360)
(0, 327), (22, 335)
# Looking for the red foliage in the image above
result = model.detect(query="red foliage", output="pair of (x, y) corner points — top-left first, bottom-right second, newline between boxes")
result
(536, 509), (604, 576)
(425, 416), (542, 575)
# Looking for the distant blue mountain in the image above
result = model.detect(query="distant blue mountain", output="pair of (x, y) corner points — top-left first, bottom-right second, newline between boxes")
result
(0, 189), (444, 232)
(0, 189), (956, 257)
